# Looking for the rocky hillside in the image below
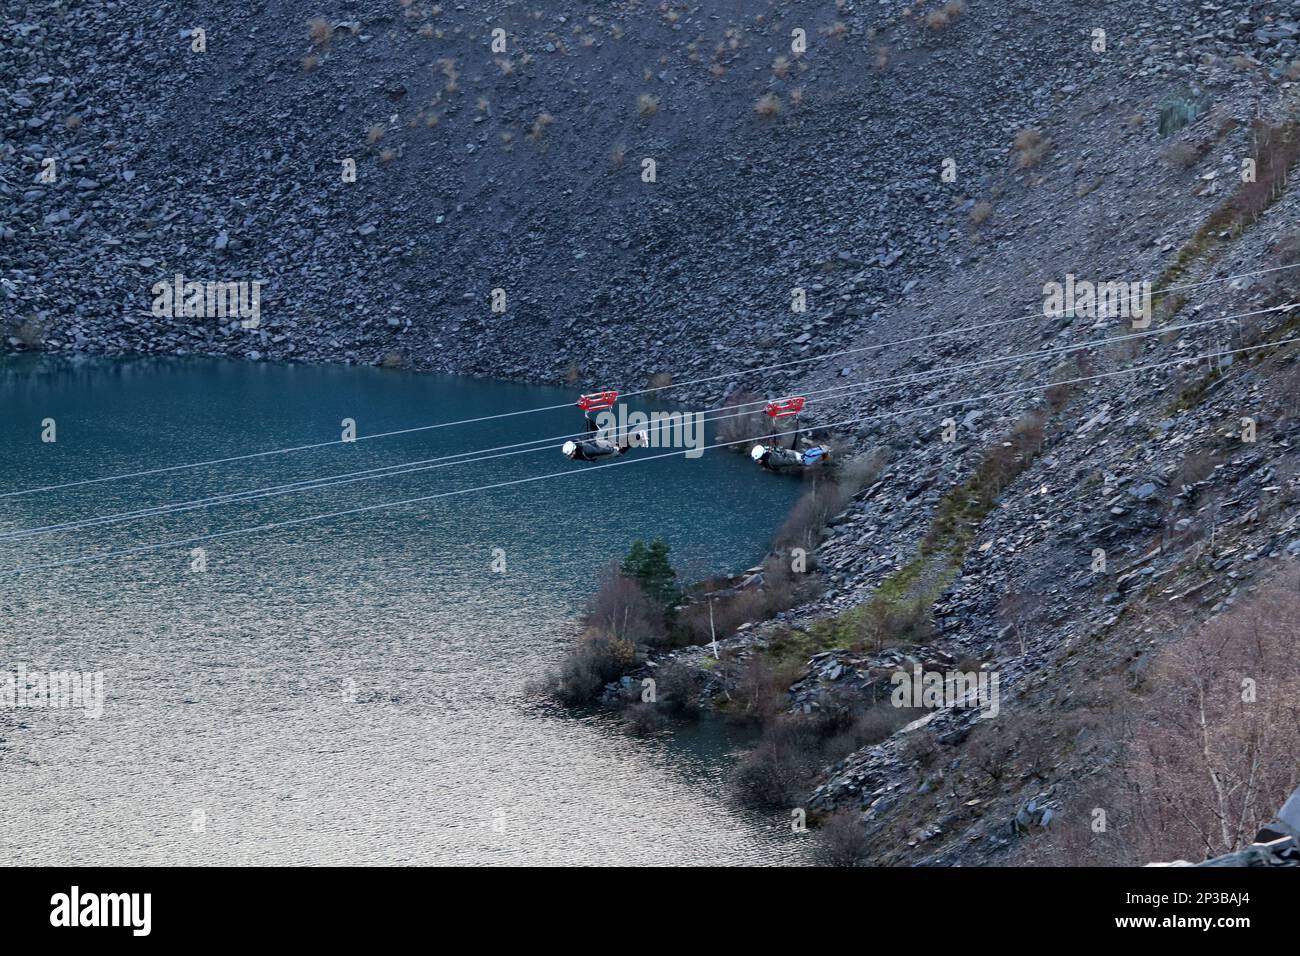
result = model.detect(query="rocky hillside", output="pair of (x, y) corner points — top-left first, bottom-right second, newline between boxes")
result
(6, 0), (1292, 383)
(6, 0), (1300, 865)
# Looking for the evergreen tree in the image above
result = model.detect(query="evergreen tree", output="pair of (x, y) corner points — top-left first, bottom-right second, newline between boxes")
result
(620, 538), (679, 609)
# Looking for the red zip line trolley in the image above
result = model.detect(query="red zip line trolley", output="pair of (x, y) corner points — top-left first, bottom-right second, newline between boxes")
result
(576, 389), (619, 412)
(764, 396), (806, 419)
(763, 396), (806, 452)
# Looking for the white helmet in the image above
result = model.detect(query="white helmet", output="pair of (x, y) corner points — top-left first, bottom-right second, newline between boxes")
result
(561, 441), (578, 458)
(750, 444), (767, 461)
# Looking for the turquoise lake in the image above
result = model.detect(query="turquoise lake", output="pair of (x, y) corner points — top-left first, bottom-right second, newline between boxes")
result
(0, 355), (807, 865)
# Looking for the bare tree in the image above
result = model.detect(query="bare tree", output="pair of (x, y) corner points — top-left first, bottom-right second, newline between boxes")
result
(813, 811), (874, 866)
(715, 389), (767, 446)
(1160, 452), (1217, 552)
(999, 588), (1041, 657)
(584, 564), (667, 647)
(1125, 571), (1300, 859)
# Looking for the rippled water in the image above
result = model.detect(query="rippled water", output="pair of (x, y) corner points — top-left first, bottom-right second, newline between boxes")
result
(0, 355), (807, 865)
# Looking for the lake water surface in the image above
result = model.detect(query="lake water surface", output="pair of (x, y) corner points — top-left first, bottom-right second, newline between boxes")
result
(0, 355), (806, 865)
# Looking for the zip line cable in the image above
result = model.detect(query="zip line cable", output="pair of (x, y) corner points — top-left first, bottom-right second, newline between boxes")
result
(4, 260), (1298, 501)
(4, 303), (1291, 540)
(4, 304), (1289, 543)
(0, 398), (576, 500)
(611, 261), (1300, 402)
(5, 333), (1296, 577)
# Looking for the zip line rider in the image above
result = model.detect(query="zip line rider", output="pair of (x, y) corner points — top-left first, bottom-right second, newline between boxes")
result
(562, 390), (649, 462)
(750, 397), (831, 472)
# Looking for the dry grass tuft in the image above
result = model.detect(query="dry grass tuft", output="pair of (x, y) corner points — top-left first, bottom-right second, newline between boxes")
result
(1164, 141), (1201, 169)
(307, 17), (332, 47)
(437, 57), (459, 94)
(1013, 127), (1050, 168)
(15, 318), (45, 349)
(527, 112), (554, 141)
(755, 93), (782, 118)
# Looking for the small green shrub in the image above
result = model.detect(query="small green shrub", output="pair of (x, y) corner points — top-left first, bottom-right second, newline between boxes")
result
(1158, 89), (1211, 137)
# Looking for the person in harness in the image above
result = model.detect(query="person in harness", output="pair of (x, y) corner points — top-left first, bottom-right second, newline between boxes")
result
(561, 390), (649, 462)
(750, 441), (829, 471)
(749, 397), (831, 472)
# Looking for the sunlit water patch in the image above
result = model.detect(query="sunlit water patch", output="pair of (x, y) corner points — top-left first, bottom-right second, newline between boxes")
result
(0, 355), (807, 865)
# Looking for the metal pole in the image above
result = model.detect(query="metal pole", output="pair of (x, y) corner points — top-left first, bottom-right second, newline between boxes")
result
(709, 597), (718, 659)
